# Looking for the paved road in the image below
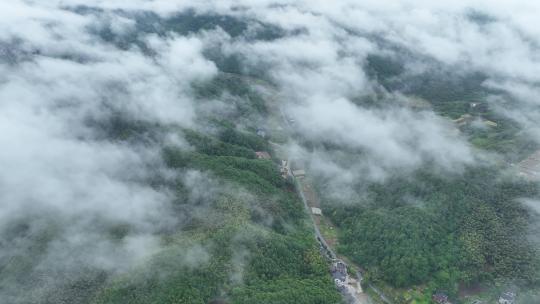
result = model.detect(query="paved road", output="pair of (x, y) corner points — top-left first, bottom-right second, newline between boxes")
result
(293, 178), (336, 259)
(368, 284), (392, 304)
(266, 85), (391, 304)
(275, 102), (368, 304)
(293, 176), (368, 304)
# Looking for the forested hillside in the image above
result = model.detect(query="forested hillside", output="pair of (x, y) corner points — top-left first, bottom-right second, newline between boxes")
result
(324, 167), (539, 293)
(88, 71), (343, 303)
(3, 2), (540, 304)
(93, 134), (332, 303)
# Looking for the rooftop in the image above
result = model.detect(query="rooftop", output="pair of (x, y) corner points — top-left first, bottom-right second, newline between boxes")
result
(500, 291), (516, 300)
(292, 169), (305, 177)
(432, 292), (449, 304)
(255, 151), (271, 159)
(311, 207), (322, 216)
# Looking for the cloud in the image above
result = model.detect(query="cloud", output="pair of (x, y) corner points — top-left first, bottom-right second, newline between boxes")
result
(2, 0), (540, 301)
(291, 97), (473, 170)
(0, 1), (221, 302)
(485, 80), (540, 142)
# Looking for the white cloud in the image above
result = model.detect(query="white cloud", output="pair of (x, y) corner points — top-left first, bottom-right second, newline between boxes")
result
(0, 1), (219, 301)
(2, 0), (540, 300)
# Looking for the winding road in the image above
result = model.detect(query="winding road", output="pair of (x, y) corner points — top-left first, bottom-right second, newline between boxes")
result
(246, 73), (391, 304)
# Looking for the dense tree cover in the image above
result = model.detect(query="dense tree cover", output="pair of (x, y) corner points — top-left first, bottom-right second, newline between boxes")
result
(365, 54), (405, 82)
(229, 233), (341, 304)
(365, 51), (539, 163)
(463, 113), (539, 162)
(94, 230), (341, 304)
(193, 73), (269, 116)
(12, 101), (338, 304)
(218, 127), (269, 152)
(164, 134), (302, 230)
(230, 278), (340, 304)
(407, 71), (487, 115)
(76, 7), (285, 52)
(163, 10), (285, 41)
(93, 247), (229, 304)
(92, 125), (341, 304)
(183, 129), (256, 159)
(364, 51), (491, 120)
(365, 52), (488, 114)
(333, 206), (458, 288)
(325, 167), (540, 295)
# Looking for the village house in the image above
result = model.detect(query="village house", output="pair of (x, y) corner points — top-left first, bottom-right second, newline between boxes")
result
(331, 260), (348, 286)
(255, 151), (271, 159)
(292, 169), (305, 178)
(453, 114), (474, 126)
(280, 160), (290, 179)
(498, 291), (516, 304)
(432, 292), (450, 304)
(311, 207), (322, 216)
(483, 120), (498, 127)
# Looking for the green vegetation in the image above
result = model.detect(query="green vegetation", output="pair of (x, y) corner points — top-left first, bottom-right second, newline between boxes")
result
(193, 73), (268, 116)
(92, 127), (341, 304)
(366, 51), (539, 163)
(464, 116), (539, 162)
(183, 129), (256, 159)
(192, 73), (273, 133)
(163, 11), (285, 40)
(325, 166), (539, 299)
(366, 54), (405, 82)
(80, 7), (285, 53)
(218, 127), (269, 152)
(365, 53), (487, 112)
(94, 228), (340, 304)
(318, 219), (338, 244)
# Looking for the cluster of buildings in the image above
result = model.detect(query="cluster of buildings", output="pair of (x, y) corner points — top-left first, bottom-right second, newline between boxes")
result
(431, 290), (516, 304)
(331, 260), (349, 290)
(331, 259), (360, 293)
